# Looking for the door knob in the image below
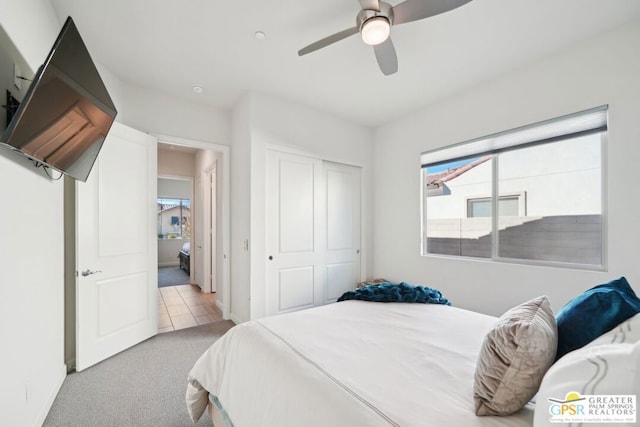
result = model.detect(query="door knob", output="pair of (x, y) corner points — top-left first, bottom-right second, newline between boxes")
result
(268, 256), (273, 260)
(81, 269), (102, 277)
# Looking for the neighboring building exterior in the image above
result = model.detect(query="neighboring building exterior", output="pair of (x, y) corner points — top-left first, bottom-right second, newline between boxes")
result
(157, 203), (191, 238)
(423, 133), (602, 264)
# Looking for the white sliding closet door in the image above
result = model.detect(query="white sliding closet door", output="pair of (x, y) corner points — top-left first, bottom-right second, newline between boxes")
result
(324, 161), (361, 303)
(266, 150), (361, 316)
(266, 150), (323, 315)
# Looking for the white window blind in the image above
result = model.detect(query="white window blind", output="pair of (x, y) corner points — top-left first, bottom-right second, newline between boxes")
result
(421, 105), (608, 167)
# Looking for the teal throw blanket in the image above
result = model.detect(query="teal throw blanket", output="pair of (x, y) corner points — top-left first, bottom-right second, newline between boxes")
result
(337, 282), (450, 305)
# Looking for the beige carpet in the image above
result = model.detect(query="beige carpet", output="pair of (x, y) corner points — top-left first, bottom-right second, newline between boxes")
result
(44, 320), (234, 427)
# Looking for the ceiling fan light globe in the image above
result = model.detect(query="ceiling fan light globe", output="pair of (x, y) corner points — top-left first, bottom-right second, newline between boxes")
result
(361, 17), (390, 45)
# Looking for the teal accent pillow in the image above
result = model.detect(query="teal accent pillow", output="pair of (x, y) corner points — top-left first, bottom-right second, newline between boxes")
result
(555, 277), (640, 360)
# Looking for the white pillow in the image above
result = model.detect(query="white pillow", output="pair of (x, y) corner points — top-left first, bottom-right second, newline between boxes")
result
(585, 312), (640, 346)
(534, 341), (640, 427)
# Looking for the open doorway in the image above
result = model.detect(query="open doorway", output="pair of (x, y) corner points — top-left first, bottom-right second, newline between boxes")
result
(156, 142), (225, 333)
(157, 177), (192, 288)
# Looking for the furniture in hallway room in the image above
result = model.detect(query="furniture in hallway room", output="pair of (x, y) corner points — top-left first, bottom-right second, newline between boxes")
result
(179, 242), (190, 275)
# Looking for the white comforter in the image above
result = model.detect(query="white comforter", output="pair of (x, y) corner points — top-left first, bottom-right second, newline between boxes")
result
(187, 301), (534, 426)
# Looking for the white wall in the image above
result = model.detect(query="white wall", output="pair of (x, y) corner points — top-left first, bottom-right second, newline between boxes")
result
(195, 148), (220, 172)
(230, 95), (252, 322)
(158, 176), (192, 198)
(118, 81), (231, 145)
(158, 149), (195, 177)
(0, 1), (66, 425)
(95, 63), (126, 122)
(372, 19), (640, 317)
(158, 236), (189, 267)
(246, 92), (374, 320)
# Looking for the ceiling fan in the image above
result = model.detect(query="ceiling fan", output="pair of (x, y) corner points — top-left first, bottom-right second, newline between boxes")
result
(298, 0), (473, 76)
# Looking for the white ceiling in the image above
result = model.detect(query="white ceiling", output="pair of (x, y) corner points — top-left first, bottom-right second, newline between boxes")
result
(49, 0), (640, 127)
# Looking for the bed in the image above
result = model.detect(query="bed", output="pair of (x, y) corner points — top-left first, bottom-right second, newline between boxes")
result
(186, 300), (535, 426)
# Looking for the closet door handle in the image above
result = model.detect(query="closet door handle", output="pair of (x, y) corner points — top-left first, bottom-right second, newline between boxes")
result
(268, 256), (273, 260)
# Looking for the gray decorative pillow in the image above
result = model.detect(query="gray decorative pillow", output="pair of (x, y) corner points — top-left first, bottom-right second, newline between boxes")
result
(473, 295), (558, 416)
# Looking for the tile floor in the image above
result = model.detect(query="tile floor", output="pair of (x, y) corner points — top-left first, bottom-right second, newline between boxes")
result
(157, 284), (222, 333)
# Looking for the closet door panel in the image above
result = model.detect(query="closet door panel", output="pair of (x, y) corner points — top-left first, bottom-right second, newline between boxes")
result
(279, 159), (315, 253)
(324, 162), (361, 303)
(266, 150), (323, 316)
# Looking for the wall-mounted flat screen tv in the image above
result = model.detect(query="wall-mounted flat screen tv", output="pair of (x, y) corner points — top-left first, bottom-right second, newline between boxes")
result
(0, 16), (117, 182)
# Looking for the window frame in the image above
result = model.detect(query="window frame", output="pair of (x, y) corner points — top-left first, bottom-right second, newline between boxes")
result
(157, 197), (191, 240)
(420, 106), (608, 271)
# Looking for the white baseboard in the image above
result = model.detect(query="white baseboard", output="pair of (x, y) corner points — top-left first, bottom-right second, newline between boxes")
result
(34, 363), (66, 427)
(158, 262), (180, 268)
(227, 312), (243, 324)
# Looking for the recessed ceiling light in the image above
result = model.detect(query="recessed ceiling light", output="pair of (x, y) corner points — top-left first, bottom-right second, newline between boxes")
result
(192, 84), (204, 94)
(255, 31), (266, 40)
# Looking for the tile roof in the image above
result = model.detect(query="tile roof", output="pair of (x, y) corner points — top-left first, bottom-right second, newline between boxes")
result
(426, 155), (491, 188)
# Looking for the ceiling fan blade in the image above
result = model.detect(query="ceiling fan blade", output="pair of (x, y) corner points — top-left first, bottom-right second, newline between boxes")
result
(392, 0), (472, 25)
(298, 26), (359, 56)
(359, 0), (380, 11)
(373, 37), (398, 75)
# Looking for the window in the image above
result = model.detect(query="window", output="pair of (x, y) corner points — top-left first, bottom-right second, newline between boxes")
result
(467, 195), (522, 218)
(421, 106), (606, 269)
(157, 198), (191, 239)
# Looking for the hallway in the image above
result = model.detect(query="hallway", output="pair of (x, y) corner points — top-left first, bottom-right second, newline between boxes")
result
(157, 284), (221, 333)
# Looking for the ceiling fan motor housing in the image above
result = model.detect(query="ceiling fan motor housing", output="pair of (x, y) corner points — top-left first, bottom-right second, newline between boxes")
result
(357, 2), (394, 29)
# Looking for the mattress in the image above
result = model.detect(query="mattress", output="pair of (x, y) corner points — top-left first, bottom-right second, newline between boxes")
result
(187, 301), (534, 426)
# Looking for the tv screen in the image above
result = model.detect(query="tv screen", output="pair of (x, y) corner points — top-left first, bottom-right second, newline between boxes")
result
(0, 16), (117, 182)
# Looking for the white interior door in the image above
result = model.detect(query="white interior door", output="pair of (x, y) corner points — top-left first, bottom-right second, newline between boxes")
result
(266, 150), (324, 315)
(76, 122), (157, 371)
(209, 166), (217, 293)
(324, 161), (361, 303)
(194, 174), (205, 290)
